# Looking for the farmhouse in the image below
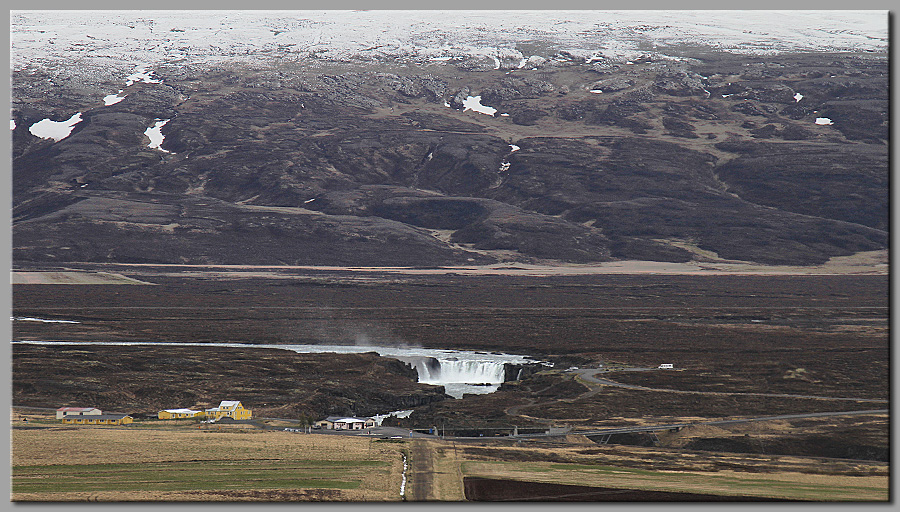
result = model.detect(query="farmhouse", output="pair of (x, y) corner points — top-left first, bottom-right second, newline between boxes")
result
(158, 408), (205, 420)
(56, 407), (102, 419)
(315, 416), (377, 430)
(61, 414), (133, 425)
(204, 400), (252, 420)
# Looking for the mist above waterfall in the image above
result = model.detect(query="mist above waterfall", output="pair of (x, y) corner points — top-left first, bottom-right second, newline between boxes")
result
(15, 340), (536, 399)
(308, 311), (422, 350)
(301, 311), (525, 396)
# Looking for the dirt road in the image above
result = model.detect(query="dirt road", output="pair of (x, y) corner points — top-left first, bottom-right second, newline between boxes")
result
(572, 368), (889, 403)
(407, 439), (434, 501)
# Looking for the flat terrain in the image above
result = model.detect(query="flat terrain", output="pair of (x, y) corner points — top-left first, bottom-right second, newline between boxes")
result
(11, 422), (406, 501)
(12, 266), (889, 473)
(10, 417), (888, 502)
(11, 271), (155, 285)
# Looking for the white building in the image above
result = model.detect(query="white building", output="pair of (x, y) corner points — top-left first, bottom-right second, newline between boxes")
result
(56, 407), (102, 419)
(314, 416), (377, 430)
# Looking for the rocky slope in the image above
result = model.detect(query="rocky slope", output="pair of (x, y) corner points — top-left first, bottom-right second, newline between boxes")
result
(11, 40), (888, 266)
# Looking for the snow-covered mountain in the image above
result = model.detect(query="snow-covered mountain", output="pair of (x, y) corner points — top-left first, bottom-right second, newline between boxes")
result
(11, 10), (888, 72)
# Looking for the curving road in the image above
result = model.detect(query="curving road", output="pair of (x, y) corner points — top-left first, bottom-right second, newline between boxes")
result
(515, 408), (890, 439)
(501, 368), (887, 440)
(571, 368), (889, 403)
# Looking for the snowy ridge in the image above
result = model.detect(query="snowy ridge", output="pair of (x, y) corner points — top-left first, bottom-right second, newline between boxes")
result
(11, 10), (887, 72)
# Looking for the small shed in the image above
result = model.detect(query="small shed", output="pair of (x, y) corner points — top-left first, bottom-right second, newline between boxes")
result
(314, 417), (336, 429)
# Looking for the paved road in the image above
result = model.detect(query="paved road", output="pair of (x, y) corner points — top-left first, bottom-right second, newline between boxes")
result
(273, 424), (438, 439)
(407, 439), (434, 501)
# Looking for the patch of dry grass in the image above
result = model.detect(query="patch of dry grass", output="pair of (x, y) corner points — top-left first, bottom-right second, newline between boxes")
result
(457, 459), (888, 501)
(429, 439), (888, 502)
(12, 429), (406, 502)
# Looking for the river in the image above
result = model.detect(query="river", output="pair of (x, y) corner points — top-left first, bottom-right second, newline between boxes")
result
(11, 340), (541, 399)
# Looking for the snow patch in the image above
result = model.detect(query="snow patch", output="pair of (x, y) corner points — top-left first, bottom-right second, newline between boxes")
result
(145, 119), (171, 152)
(462, 95), (496, 116)
(103, 90), (126, 105)
(372, 409), (413, 426)
(794, 92), (803, 102)
(28, 112), (82, 141)
(400, 453), (408, 498)
(815, 117), (833, 125)
(13, 316), (80, 324)
(125, 66), (161, 86)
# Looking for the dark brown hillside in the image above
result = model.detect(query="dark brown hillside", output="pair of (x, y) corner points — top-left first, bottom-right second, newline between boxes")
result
(11, 51), (888, 266)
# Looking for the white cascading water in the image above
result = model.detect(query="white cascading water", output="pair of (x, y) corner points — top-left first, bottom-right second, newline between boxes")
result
(12, 341), (536, 399)
(399, 356), (509, 398)
(418, 359), (507, 385)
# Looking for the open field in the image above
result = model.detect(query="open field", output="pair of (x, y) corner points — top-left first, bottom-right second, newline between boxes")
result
(408, 437), (887, 501)
(11, 249), (887, 279)
(458, 461), (887, 501)
(11, 423), (888, 502)
(11, 427), (406, 501)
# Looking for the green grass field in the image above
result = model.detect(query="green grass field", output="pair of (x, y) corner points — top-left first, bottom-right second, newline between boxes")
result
(13, 459), (390, 494)
(12, 426), (407, 501)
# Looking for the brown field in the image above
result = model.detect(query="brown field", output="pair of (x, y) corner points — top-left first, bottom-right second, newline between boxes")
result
(11, 426), (407, 502)
(11, 423), (889, 502)
(430, 439), (888, 502)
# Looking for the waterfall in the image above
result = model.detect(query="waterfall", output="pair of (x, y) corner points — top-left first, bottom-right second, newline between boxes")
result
(14, 340), (536, 399)
(415, 358), (507, 385)
(397, 356), (509, 398)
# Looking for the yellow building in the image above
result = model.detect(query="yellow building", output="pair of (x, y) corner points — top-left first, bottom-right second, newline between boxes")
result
(204, 401), (252, 421)
(158, 408), (205, 420)
(61, 414), (133, 425)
